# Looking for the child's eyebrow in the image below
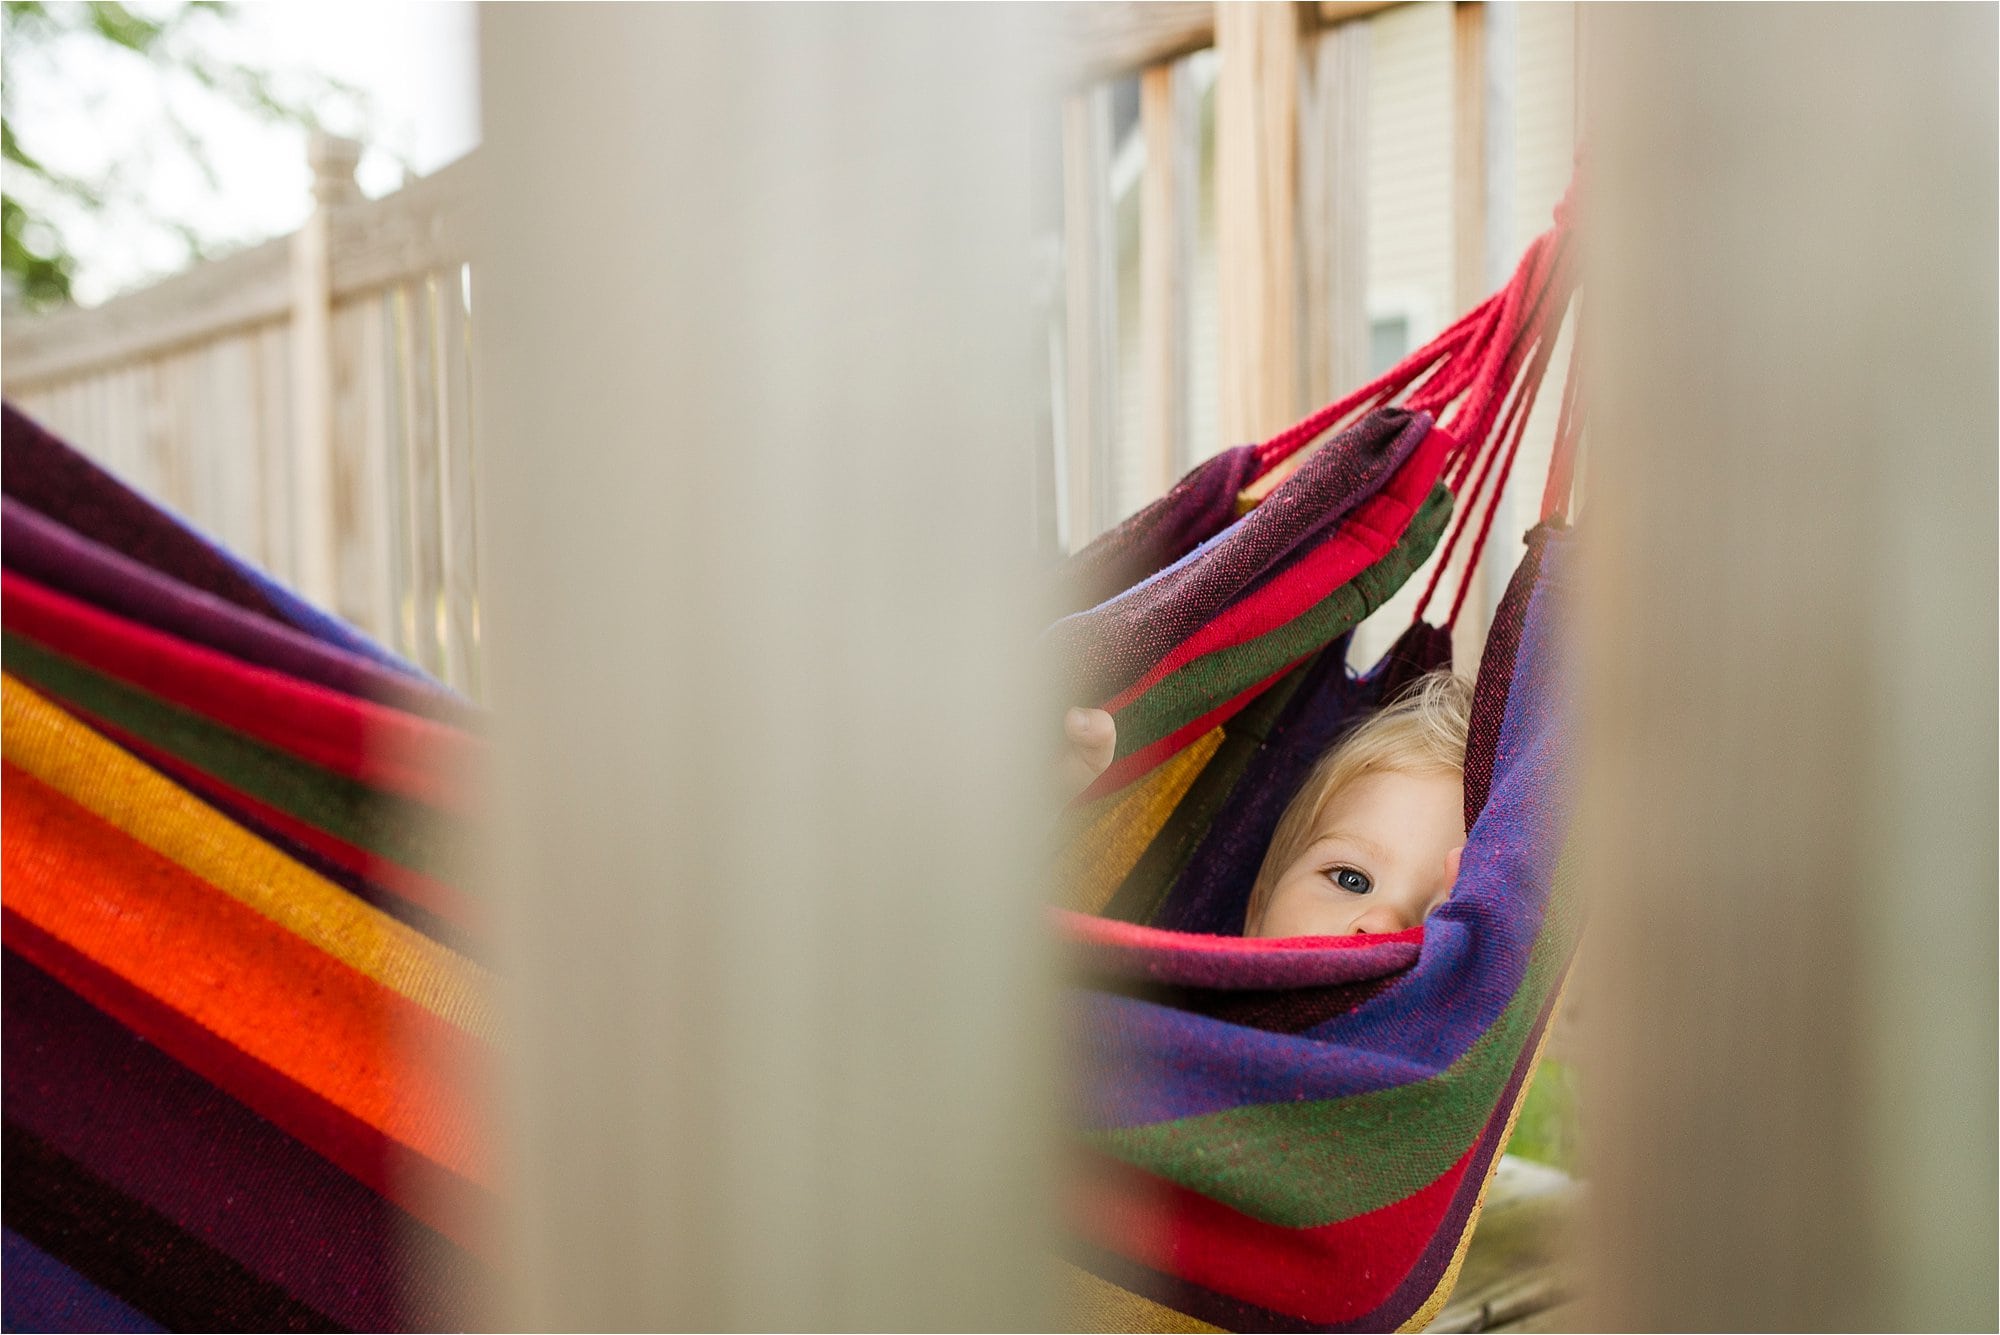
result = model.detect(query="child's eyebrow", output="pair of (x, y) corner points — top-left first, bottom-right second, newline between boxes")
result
(1307, 831), (1391, 862)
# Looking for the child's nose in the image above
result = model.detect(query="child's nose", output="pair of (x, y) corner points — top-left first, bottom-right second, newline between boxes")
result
(1349, 904), (1421, 935)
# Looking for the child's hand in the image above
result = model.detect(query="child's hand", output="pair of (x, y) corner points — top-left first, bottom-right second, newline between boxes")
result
(1060, 707), (1117, 798)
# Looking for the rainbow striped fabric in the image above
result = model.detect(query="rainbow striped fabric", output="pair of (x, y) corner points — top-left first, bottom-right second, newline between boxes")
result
(1054, 453), (1578, 1328)
(2, 403), (492, 1331)
(1044, 196), (1581, 1331)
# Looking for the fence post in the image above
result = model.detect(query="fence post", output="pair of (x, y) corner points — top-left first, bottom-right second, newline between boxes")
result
(1216, 1), (1307, 444)
(1138, 60), (1196, 492)
(1061, 85), (1116, 548)
(1449, 0), (1505, 674)
(1581, 7), (1998, 1327)
(1451, 2), (1488, 315)
(476, 7), (1053, 1326)
(289, 132), (361, 612)
(1300, 15), (1370, 410)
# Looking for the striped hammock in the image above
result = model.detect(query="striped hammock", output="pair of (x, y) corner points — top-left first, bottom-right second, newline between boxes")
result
(1, 402), (493, 1332)
(0, 205), (1579, 1332)
(1052, 212), (1582, 1331)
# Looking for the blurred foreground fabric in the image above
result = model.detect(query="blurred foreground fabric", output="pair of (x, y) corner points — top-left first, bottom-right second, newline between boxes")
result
(1, 402), (492, 1332)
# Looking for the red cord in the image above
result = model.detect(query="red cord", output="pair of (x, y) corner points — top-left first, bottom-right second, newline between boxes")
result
(1443, 228), (1570, 459)
(1447, 321), (1557, 627)
(1411, 238), (1577, 626)
(1404, 296), (1505, 417)
(1247, 176), (1582, 499)
(1439, 236), (1546, 445)
(1413, 332), (1539, 625)
(1251, 293), (1496, 474)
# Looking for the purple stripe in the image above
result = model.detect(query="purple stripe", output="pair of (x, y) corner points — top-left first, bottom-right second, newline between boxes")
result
(1, 952), (486, 1331)
(234, 551), (435, 678)
(1, 1229), (164, 1334)
(1151, 638), (1377, 935)
(1064, 444), (1259, 613)
(2, 403), (288, 626)
(2, 499), (473, 725)
(1061, 512), (1243, 620)
(1080, 534), (1574, 1125)
(1079, 992), (1443, 1127)
(1067, 985), (1565, 1333)
(1052, 409), (1432, 704)
(1, 401), (432, 680)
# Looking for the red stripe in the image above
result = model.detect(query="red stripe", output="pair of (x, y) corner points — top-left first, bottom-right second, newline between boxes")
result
(0, 907), (495, 1256)
(1055, 908), (1420, 955)
(1072, 1142), (1473, 1325)
(1102, 425), (1453, 716)
(1, 764), (486, 1168)
(2, 571), (480, 812)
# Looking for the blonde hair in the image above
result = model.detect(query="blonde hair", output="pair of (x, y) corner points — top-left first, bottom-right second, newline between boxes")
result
(1242, 670), (1473, 930)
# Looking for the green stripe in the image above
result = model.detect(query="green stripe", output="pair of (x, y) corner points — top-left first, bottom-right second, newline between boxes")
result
(1087, 843), (1582, 1229)
(1112, 485), (1453, 761)
(1098, 662), (1312, 927)
(2, 631), (468, 882)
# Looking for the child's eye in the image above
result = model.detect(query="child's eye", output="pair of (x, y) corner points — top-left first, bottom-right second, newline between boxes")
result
(1327, 867), (1372, 895)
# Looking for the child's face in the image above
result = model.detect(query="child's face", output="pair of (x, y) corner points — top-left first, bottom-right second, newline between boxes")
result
(1246, 768), (1464, 938)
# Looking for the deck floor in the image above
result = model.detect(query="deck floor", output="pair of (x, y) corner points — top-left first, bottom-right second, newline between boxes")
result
(1426, 1156), (1578, 1333)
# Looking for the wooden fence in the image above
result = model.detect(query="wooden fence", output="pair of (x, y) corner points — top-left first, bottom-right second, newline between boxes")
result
(1050, 0), (1578, 670)
(3, 0), (1575, 696)
(3, 134), (482, 695)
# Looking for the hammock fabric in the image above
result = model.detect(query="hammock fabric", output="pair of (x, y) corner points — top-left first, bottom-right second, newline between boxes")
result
(1056, 527), (1578, 1332)
(1052, 209), (1582, 1331)
(1, 405), (492, 1332)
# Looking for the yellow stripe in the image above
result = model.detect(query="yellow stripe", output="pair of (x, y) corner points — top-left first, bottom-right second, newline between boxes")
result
(1059, 727), (1225, 915)
(1, 674), (497, 1044)
(1396, 970), (1573, 1333)
(1061, 1260), (1224, 1333)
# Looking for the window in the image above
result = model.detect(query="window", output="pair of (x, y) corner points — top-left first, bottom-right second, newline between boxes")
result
(1369, 315), (1411, 376)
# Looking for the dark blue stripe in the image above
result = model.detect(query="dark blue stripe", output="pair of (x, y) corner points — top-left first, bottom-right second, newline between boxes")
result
(1, 1230), (163, 1334)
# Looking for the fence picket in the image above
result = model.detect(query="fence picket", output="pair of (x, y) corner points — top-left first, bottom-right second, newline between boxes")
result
(438, 266), (480, 697)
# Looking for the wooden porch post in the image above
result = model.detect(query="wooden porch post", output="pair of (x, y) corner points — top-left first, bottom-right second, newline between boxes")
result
(288, 132), (361, 612)
(1216, 1), (1309, 444)
(1062, 85), (1117, 547)
(1300, 15), (1371, 411)
(1138, 59), (1197, 491)
(477, 7), (1054, 1328)
(1581, 6), (1998, 1328)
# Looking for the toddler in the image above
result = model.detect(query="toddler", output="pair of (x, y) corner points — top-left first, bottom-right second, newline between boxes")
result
(1064, 670), (1471, 937)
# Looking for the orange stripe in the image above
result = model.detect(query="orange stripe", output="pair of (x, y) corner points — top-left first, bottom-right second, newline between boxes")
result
(2, 674), (496, 1039)
(1, 763), (487, 1184)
